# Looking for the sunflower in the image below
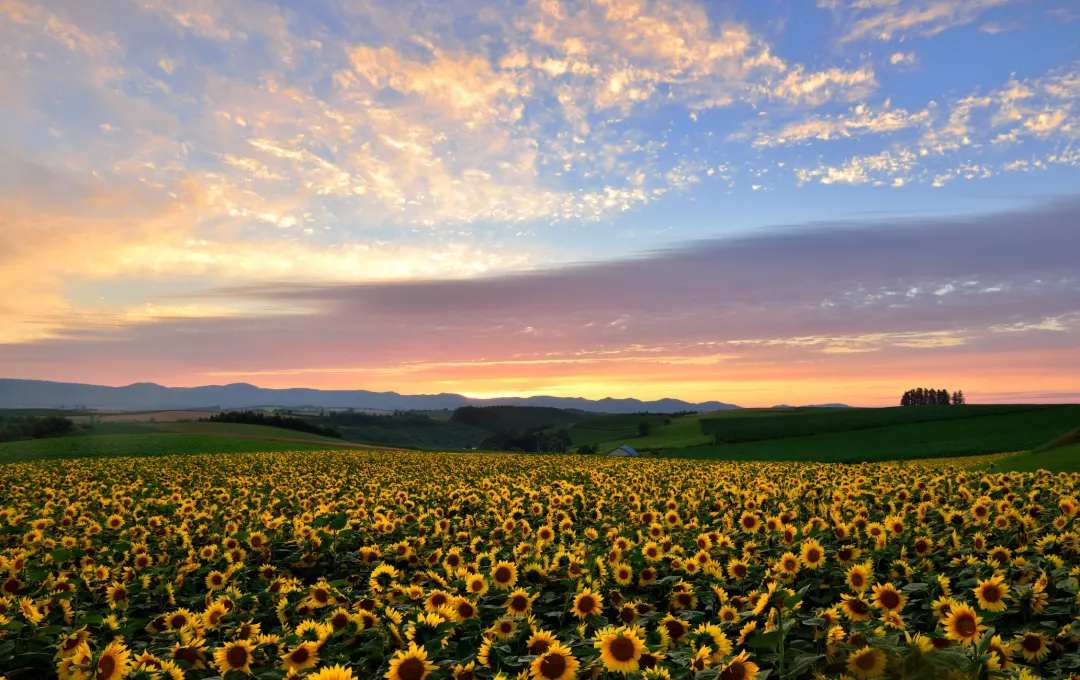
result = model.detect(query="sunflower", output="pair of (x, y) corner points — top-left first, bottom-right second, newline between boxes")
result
(943, 602), (986, 646)
(613, 563), (633, 585)
(973, 574), (1009, 612)
(845, 563), (871, 592)
(777, 552), (800, 576)
(846, 646), (886, 679)
(840, 594), (872, 622)
(571, 588), (602, 619)
(530, 641), (580, 680)
(871, 583), (906, 612)
(451, 662), (478, 680)
(451, 600), (477, 626)
(280, 641), (320, 672)
(311, 665), (357, 680)
(800, 538), (826, 569)
(55, 626), (91, 659)
(490, 618), (518, 640)
(213, 639), (255, 675)
(383, 642), (435, 680)
(527, 629), (559, 656)
(170, 634), (208, 669)
(165, 608), (195, 632)
(739, 512), (760, 533)
(986, 635), (1016, 670)
(490, 561), (518, 590)
(718, 651), (759, 680)
(506, 589), (537, 616)
(92, 640), (132, 680)
(1017, 631), (1050, 662)
(595, 626), (645, 673)
(57, 641), (93, 680)
(465, 573), (489, 597)
(727, 559), (749, 580)
(659, 614), (690, 646)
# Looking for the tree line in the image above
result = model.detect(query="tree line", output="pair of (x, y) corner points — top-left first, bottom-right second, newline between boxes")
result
(900, 388), (966, 406)
(0, 415), (76, 442)
(200, 410), (343, 438)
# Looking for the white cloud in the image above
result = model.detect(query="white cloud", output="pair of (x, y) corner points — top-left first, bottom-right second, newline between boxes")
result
(831, 0), (1020, 43)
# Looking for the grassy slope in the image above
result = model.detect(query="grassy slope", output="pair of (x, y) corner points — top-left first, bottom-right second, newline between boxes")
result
(0, 433), (328, 463)
(994, 442), (1080, 473)
(72, 421), (343, 442)
(699, 404), (1050, 443)
(668, 405), (1080, 463)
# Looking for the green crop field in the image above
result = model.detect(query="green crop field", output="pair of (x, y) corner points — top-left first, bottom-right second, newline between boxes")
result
(75, 420), (344, 441)
(0, 433), (329, 463)
(667, 405), (1080, 463)
(699, 403), (1053, 443)
(994, 442), (1080, 473)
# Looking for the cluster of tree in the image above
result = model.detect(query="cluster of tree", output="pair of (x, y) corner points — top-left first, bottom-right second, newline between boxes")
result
(322, 410), (435, 428)
(900, 388), (965, 406)
(450, 405), (583, 432)
(0, 415), (76, 442)
(201, 410), (342, 438)
(479, 426), (573, 453)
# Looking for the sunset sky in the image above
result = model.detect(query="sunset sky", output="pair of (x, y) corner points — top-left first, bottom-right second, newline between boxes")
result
(2, 0), (1078, 407)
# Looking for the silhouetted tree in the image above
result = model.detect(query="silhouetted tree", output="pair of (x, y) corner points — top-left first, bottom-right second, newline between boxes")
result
(900, 387), (963, 406)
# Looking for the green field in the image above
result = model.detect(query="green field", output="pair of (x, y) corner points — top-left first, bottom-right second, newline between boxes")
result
(0, 433), (328, 463)
(699, 404), (1051, 443)
(76, 420), (343, 442)
(667, 405), (1080, 463)
(994, 442), (1080, 473)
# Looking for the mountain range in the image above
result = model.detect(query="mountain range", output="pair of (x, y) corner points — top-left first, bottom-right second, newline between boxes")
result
(0, 379), (742, 414)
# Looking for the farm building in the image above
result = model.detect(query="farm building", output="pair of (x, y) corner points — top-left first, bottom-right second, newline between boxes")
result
(607, 445), (640, 457)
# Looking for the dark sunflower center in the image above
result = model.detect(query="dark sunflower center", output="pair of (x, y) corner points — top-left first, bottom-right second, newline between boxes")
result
(494, 567), (512, 582)
(849, 599), (868, 614)
(1022, 635), (1042, 652)
(292, 647), (310, 663)
(226, 645), (248, 668)
(982, 586), (1001, 602)
(511, 596), (528, 610)
(398, 657), (427, 680)
(807, 549), (821, 562)
(879, 591), (900, 609)
(540, 653), (567, 679)
(96, 654), (116, 679)
(609, 637), (636, 662)
(734, 565), (747, 578)
(838, 549), (853, 561)
(530, 640), (551, 655)
(577, 596), (595, 613)
(677, 593), (692, 606)
(720, 663), (747, 680)
(664, 620), (685, 639)
(458, 603), (475, 618)
(956, 614), (976, 636)
(851, 574), (864, 587)
(855, 652), (877, 670)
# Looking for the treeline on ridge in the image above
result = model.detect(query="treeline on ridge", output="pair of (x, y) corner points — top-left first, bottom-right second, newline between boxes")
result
(0, 414), (76, 442)
(201, 410), (343, 439)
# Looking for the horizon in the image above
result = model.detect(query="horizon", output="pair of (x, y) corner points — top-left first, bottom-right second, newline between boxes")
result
(2, 0), (1079, 407)
(1, 376), (1071, 411)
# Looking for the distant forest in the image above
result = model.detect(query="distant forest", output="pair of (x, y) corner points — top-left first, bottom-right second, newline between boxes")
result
(201, 410), (343, 438)
(900, 388), (965, 406)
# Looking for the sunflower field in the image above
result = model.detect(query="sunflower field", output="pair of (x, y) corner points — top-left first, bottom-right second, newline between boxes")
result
(1, 450), (1080, 680)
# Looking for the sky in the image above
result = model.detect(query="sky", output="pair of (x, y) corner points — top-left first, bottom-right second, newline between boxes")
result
(1, 0), (1078, 407)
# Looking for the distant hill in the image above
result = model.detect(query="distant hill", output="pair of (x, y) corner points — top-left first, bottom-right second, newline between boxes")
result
(0, 379), (741, 415)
